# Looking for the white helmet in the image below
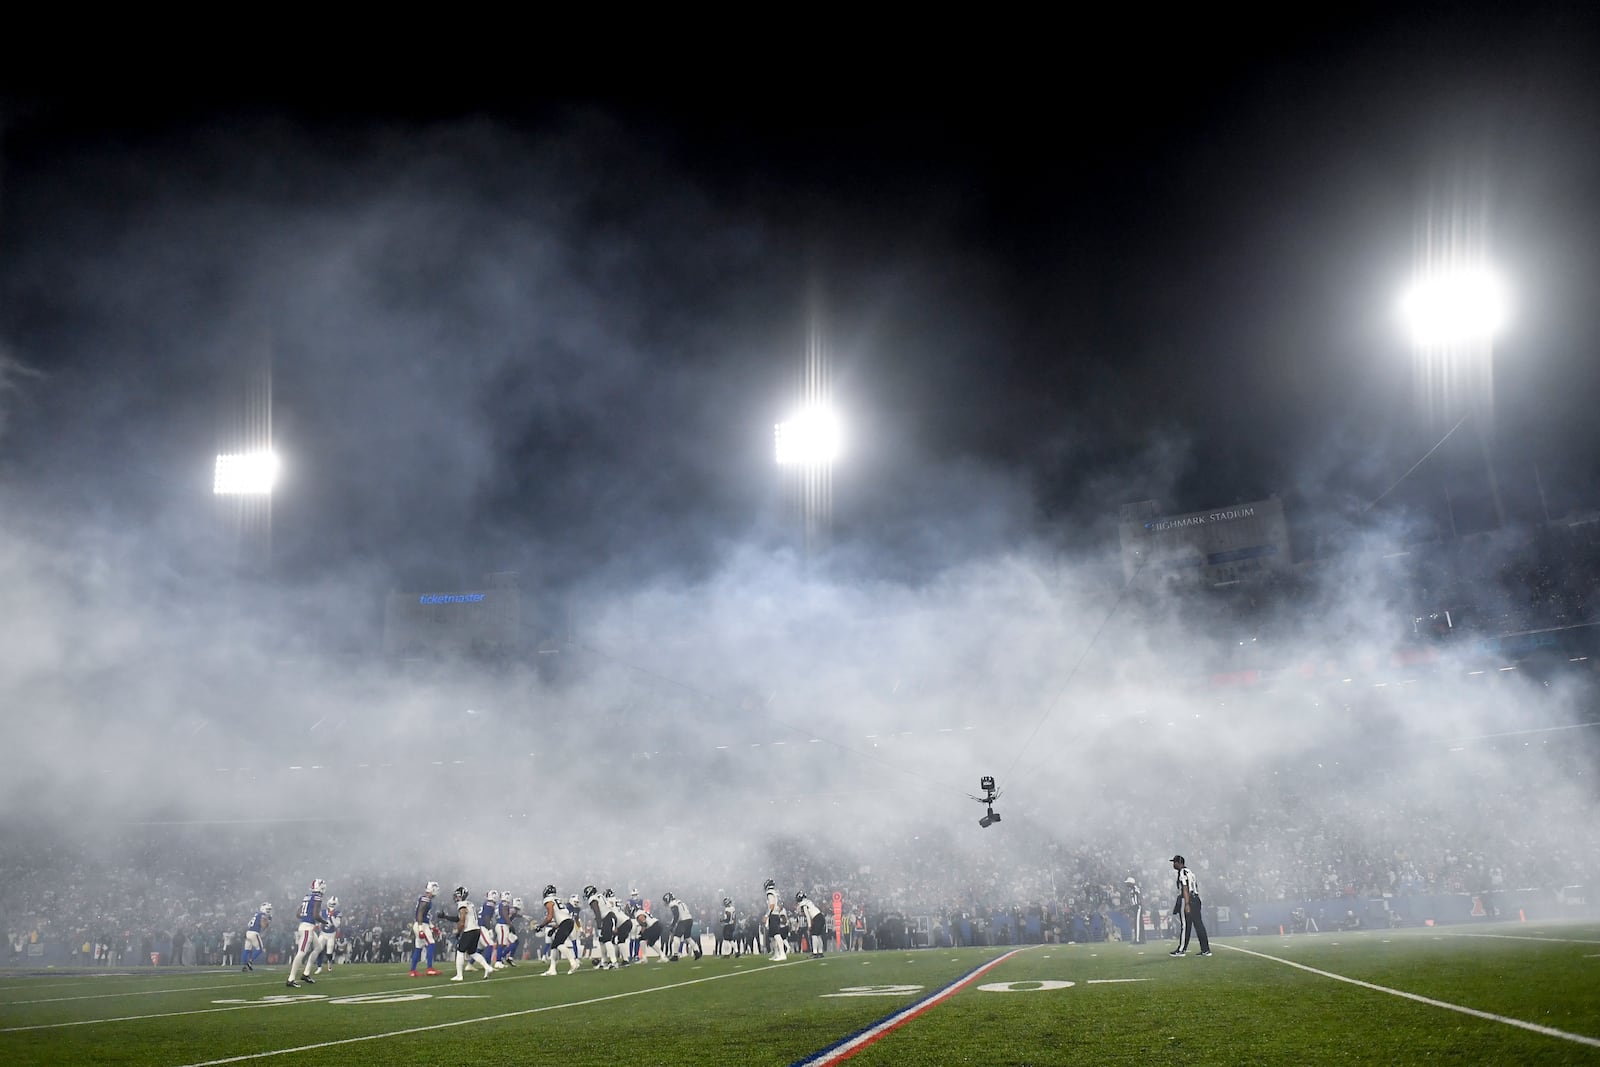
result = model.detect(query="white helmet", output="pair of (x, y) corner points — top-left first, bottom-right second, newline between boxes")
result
(500, 889), (510, 903)
(425, 881), (440, 896)
(311, 878), (327, 893)
(512, 896), (524, 909)
(487, 890), (499, 903)
(328, 896), (339, 908)
(260, 902), (273, 915)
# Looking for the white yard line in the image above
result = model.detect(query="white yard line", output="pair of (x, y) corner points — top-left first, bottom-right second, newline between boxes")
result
(171, 960), (809, 1066)
(1221, 943), (1600, 1050)
(0, 970), (540, 1032)
(1, 975), (338, 1006)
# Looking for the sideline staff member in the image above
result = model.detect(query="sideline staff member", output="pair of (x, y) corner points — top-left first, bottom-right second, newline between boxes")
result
(1169, 855), (1211, 957)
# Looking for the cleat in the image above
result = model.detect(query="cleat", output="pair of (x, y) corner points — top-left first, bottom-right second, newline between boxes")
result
(1198, 950), (1213, 957)
(301, 976), (315, 984)
(1169, 950), (1186, 957)
(449, 975), (464, 982)
(425, 968), (439, 976)
(409, 971), (418, 977)
(493, 961), (506, 970)
(285, 980), (298, 988)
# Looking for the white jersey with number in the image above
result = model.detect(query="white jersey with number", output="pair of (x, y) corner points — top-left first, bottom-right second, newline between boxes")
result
(458, 900), (480, 933)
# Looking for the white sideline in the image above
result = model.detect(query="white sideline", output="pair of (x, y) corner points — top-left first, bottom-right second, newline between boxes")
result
(171, 960), (807, 1067)
(1449, 932), (1600, 946)
(1221, 943), (1600, 1050)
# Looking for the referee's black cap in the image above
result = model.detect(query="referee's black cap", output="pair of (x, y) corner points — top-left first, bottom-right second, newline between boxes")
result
(1170, 855), (1185, 864)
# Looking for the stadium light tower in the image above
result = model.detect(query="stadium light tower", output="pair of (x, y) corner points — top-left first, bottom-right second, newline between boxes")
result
(214, 353), (278, 570)
(775, 298), (840, 568)
(1398, 244), (1511, 529)
(213, 449), (280, 496)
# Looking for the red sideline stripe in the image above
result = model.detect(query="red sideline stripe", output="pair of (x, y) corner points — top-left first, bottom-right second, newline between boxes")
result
(792, 950), (1023, 1067)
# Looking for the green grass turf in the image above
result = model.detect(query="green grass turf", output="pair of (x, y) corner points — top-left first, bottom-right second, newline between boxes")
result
(1, 923), (1597, 1066)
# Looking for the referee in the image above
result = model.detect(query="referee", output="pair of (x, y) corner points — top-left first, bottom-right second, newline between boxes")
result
(1169, 855), (1211, 957)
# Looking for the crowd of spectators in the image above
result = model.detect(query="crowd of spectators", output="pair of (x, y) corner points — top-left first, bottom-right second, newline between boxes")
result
(6, 743), (1594, 968)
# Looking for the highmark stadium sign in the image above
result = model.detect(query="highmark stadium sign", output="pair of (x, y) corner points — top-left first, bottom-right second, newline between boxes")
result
(1144, 507), (1256, 532)
(418, 593), (487, 605)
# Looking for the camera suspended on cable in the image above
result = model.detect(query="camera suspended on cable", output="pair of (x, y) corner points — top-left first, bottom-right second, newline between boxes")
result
(976, 776), (1001, 828)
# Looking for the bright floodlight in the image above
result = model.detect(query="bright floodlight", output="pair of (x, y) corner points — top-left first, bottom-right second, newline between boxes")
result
(213, 450), (279, 495)
(1400, 264), (1509, 350)
(775, 406), (842, 466)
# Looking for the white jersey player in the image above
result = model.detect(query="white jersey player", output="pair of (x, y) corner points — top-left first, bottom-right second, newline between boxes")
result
(441, 885), (492, 981)
(662, 892), (701, 961)
(535, 885), (582, 975)
(795, 892), (827, 957)
(764, 878), (788, 961)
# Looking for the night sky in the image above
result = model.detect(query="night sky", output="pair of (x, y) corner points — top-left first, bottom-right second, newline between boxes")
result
(3, 10), (1599, 597)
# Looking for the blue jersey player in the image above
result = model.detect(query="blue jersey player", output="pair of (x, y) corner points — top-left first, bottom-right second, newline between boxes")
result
(311, 896), (341, 975)
(286, 879), (327, 988)
(410, 881), (441, 976)
(242, 902), (272, 972)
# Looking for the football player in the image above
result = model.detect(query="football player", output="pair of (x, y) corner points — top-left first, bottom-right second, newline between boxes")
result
(242, 902), (271, 972)
(286, 879), (327, 988)
(584, 886), (625, 969)
(478, 891), (499, 967)
(632, 905), (666, 962)
(437, 885), (493, 980)
(608, 889), (636, 967)
(795, 892), (827, 957)
(501, 893), (522, 966)
(535, 885), (582, 975)
(311, 896), (341, 974)
(718, 897), (738, 957)
(663, 892), (701, 961)
(765, 879), (788, 961)
(626, 888), (644, 960)
(410, 881), (442, 976)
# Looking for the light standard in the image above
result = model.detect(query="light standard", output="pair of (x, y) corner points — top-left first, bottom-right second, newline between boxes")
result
(1398, 260), (1511, 529)
(775, 404), (841, 567)
(213, 448), (278, 568)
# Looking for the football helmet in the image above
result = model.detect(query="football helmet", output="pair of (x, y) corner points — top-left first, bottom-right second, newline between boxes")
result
(500, 890), (510, 904)
(603, 889), (615, 900)
(723, 897), (733, 907)
(454, 886), (469, 903)
(543, 884), (557, 898)
(764, 879), (775, 891)
(511, 896), (523, 909)
(328, 896), (339, 908)
(260, 902), (273, 915)
(583, 885), (598, 901)
(425, 881), (440, 896)
(487, 890), (499, 903)
(795, 891), (808, 903)
(662, 892), (674, 904)
(311, 878), (327, 893)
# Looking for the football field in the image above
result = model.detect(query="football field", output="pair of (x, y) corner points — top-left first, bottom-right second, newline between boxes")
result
(3, 922), (1598, 1066)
